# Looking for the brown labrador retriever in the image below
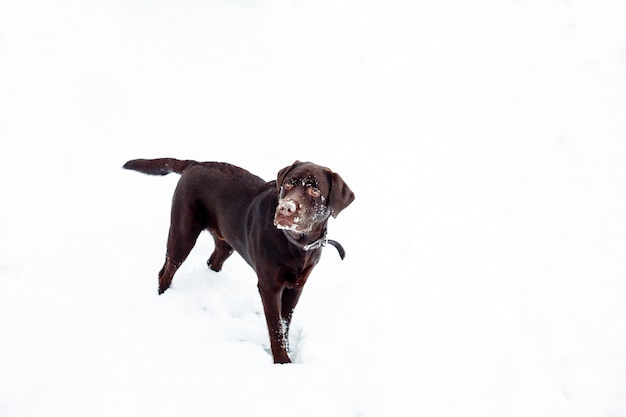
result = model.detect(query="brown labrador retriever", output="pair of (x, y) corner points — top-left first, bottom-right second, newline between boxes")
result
(123, 158), (354, 363)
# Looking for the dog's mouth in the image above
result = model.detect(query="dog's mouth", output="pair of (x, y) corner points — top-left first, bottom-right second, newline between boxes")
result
(274, 214), (299, 230)
(273, 213), (312, 233)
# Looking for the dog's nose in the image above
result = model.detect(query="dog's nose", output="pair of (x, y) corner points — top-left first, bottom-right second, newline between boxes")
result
(277, 200), (297, 216)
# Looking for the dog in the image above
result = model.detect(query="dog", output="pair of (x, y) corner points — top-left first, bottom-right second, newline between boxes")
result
(123, 158), (354, 363)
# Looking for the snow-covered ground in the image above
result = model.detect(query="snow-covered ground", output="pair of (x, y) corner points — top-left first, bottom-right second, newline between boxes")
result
(1, 0), (626, 416)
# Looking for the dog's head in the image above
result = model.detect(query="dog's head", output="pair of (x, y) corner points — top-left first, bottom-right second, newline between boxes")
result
(273, 161), (355, 234)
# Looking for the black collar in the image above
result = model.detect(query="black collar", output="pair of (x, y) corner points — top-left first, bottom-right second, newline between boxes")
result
(283, 229), (345, 260)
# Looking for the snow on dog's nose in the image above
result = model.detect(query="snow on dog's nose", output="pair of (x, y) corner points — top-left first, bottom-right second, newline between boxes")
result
(274, 199), (300, 231)
(277, 200), (297, 217)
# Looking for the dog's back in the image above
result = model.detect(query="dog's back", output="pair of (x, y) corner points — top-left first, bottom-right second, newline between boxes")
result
(123, 158), (271, 261)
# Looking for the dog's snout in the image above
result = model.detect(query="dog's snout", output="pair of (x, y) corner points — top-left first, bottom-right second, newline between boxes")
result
(278, 200), (297, 216)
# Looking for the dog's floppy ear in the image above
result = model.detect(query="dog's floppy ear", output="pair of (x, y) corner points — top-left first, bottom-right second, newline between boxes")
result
(328, 171), (355, 218)
(276, 161), (300, 193)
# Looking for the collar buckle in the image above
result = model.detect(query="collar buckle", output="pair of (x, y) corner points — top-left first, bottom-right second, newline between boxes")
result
(302, 230), (328, 251)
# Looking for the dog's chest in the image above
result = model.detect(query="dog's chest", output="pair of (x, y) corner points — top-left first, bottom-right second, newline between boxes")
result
(282, 264), (315, 289)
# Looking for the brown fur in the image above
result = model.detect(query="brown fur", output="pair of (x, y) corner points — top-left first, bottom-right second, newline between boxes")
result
(123, 158), (354, 363)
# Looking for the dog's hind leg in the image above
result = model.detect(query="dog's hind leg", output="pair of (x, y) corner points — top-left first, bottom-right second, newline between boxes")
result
(158, 256), (180, 295)
(158, 206), (204, 294)
(207, 233), (234, 272)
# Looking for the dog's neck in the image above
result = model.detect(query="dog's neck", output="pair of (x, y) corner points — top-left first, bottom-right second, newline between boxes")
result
(282, 224), (346, 260)
(282, 223), (328, 252)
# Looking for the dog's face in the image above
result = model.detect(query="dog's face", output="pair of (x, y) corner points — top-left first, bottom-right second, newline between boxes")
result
(273, 161), (354, 234)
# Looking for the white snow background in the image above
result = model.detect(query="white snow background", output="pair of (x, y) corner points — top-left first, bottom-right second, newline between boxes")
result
(1, 0), (626, 416)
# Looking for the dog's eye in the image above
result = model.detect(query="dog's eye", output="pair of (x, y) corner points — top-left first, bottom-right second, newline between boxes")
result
(283, 182), (294, 191)
(308, 187), (321, 197)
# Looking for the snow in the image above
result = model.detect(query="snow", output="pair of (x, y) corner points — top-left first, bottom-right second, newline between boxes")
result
(1, 0), (626, 416)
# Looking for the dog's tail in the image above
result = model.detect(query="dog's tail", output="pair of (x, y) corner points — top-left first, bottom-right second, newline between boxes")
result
(122, 158), (198, 176)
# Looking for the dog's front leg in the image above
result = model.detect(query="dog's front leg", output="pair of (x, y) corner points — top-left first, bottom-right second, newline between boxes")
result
(258, 281), (291, 364)
(281, 287), (303, 348)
